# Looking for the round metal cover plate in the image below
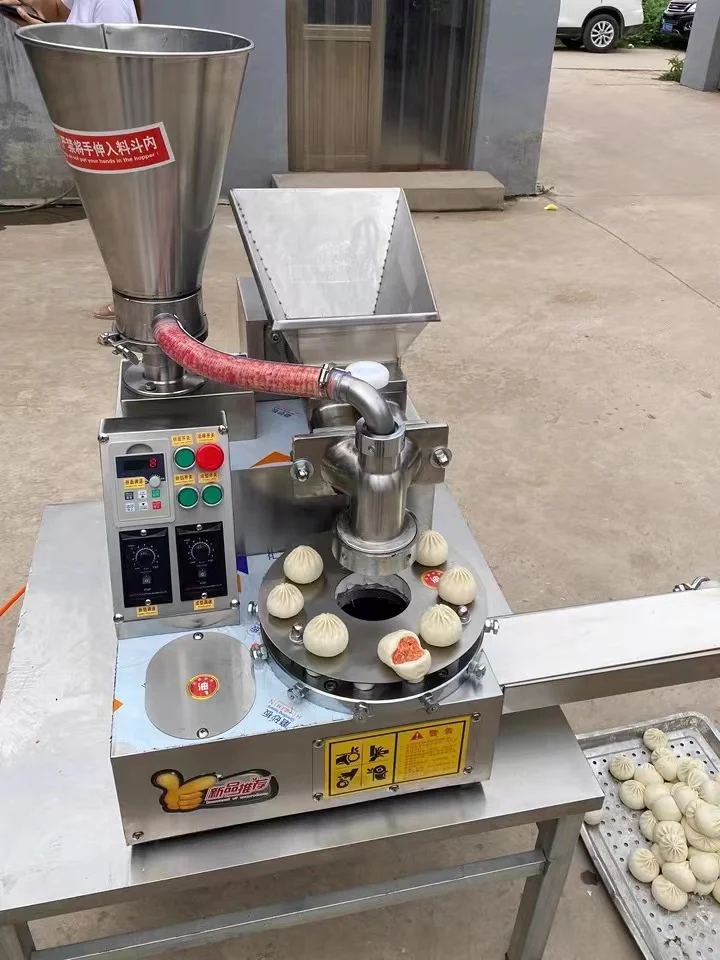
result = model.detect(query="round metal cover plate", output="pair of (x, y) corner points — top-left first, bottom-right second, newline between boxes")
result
(258, 535), (487, 691)
(145, 631), (255, 740)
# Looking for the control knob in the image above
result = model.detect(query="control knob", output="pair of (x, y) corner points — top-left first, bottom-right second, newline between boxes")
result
(134, 546), (157, 569)
(190, 541), (212, 563)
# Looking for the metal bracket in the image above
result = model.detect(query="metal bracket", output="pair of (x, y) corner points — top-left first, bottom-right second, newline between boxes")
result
(290, 421), (450, 499)
(353, 701), (372, 722)
(97, 331), (140, 365)
(420, 692), (438, 714)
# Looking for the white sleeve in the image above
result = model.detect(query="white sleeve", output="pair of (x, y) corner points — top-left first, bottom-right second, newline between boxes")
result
(92, 0), (137, 23)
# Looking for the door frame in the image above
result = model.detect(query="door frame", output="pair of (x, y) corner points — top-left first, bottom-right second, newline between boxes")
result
(286, 0), (387, 171)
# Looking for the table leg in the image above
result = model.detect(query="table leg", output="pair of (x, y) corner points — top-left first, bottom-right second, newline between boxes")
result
(506, 815), (582, 960)
(0, 924), (34, 960)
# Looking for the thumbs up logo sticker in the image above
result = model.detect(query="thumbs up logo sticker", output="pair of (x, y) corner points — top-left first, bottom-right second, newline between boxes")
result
(152, 768), (278, 813)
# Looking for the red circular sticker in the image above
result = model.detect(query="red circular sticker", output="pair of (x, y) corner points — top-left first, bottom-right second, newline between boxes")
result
(186, 674), (219, 700)
(421, 569), (443, 589)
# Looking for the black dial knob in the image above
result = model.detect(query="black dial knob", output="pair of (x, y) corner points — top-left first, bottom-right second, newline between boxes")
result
(191, 541), (212, 563)
(134, 547), (157, 569)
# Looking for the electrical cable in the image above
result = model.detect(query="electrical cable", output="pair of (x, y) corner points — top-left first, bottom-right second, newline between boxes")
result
(0, 586), (26, 617)
(0, 185), (74, 214)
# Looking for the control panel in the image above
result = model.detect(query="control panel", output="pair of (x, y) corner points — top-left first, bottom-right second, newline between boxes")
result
(99, 414), (237, 625)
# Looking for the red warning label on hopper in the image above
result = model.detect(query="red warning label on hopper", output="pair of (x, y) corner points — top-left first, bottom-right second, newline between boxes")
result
(53, 122), (175, 174)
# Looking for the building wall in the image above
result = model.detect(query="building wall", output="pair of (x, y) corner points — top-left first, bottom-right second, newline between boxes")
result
(143, 0), (288, 190)
(470, 0), (562, 195)
(0, 15), (68, 200)
(0, 0), (557, 200)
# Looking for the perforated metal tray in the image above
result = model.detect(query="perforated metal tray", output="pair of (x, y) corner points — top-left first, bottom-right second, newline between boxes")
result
(579, 713), (720, 960)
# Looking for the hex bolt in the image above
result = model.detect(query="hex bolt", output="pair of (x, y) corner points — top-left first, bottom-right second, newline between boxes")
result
(218, 424), (228, 435)
(388, 784), (400, 793)
(288, 684), (306, 702)
(290, 623), (305, 644)
(98, 433), (109, 444)
(463, 766), (473, 775)
(290, 459), (313, 483)
(193, 632), (204, 641)
(247, 601), (258, 617)
(230, 598), (240, 609)
(196, 524), (203, 532)
(457, 604), (470, 623)
(197, 728), (209, 739)
(324, 680), (338, 693)
(313, 792), (323, 801)
(484, 618), (500, 635)
(467, 661), (487, 682)
(313, 739), (325, 748)
(272, 333), (281, 342)
(113, 613), (124, 623)
(431, 446), (452, 469)
(471, 713), (482, 722)
(144, 382), (156, 392)
(145, 599), (152, 606)
(132, 831), (144, 841)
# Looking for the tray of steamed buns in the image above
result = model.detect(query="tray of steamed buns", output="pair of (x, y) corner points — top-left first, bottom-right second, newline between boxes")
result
(579, 714), (720, 960)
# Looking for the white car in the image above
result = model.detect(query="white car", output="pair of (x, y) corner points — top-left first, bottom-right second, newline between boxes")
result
(557, 0), (645, 52)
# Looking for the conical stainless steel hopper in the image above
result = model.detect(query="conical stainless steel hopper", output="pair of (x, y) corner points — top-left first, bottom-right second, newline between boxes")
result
(18, 23), (253, 395)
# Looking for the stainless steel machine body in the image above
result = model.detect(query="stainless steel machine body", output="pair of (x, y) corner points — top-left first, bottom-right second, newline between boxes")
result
(15, 22), (720, 849)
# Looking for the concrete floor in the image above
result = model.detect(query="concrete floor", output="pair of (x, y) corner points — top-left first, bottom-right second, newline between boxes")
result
(2, 47), (720, 960)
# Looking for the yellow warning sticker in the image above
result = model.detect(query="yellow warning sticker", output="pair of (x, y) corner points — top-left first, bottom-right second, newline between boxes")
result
(171, 434), (193, 447)
(174, 473), (195, 485)
(199, 471), (219, 484)
(124, 477), (146, 489)
(324, 717), (470, 798)
(136, 604), (158, 618)
(193, 597), (215, 611)
(196, 431), (217, 444)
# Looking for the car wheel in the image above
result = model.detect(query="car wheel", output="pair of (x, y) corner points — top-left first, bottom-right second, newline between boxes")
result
(582, 13), (620, 53)
(561, 37), (583, 49)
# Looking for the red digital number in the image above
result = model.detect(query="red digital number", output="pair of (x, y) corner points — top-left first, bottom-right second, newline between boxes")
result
(149, 457), (158, 469)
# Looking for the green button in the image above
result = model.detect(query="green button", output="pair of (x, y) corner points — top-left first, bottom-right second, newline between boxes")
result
(177, 486), (199, 509)
(174, 447), (196, 469)
(201, 483), (224, 506)
(151, 489), (161, 499)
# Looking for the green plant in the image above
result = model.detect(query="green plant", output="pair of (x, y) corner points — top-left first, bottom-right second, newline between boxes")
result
(659, 53), (685, 80)
(630, 0), (674, 45)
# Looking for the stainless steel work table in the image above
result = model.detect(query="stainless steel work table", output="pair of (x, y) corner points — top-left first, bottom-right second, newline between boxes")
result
(0, 503), (603, 960)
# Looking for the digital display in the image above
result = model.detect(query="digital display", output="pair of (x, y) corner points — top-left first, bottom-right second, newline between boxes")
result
(115, 453), (166, 480)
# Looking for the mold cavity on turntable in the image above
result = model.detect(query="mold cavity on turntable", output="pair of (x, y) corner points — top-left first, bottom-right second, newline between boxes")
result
(335, 574), (411, 622)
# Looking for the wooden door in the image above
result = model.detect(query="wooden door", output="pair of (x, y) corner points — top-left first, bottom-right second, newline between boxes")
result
(287, 0), (386, 171)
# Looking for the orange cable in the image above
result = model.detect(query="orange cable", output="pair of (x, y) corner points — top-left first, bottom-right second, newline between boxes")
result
(0, 586), (26, 618)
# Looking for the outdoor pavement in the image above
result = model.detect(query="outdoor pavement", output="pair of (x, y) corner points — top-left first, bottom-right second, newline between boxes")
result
(2, 45), (720, 960)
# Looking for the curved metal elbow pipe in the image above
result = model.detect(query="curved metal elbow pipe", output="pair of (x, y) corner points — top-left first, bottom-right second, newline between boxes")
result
(326, 370), (395, 436)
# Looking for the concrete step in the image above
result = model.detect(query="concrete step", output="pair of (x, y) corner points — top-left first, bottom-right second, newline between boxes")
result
(272, 171), (505, 212)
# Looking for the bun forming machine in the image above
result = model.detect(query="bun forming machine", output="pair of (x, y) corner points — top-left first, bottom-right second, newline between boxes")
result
(14, 22), (720, 852)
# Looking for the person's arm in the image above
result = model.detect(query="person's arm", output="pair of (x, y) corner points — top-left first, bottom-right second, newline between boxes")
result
(11, 0), (68, 22)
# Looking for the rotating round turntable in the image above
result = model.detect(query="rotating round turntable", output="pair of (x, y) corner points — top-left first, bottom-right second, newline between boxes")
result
(258, 534), (488, 700)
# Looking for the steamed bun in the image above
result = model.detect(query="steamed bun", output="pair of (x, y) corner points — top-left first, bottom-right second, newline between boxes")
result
(378, 631), (431, 682)
(416, 530), (448, 567)
(418, 604), (462, 647)
(283, 545), (323, 584)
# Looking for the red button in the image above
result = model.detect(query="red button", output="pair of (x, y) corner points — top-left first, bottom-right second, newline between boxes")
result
(152, 501), (162, 510)
(195, 443), (224, 471)
(186, 674), (219, 700)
